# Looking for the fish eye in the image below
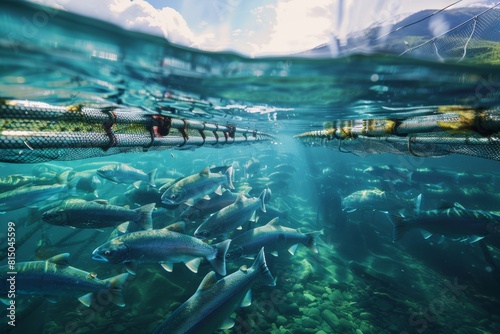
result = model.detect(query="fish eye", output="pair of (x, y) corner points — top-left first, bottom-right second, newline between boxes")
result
(104, 250), (111, 256)
(171, 195), (176, 199)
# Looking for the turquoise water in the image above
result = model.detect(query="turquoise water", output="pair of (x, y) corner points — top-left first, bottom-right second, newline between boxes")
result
(1, 1), (500, 334)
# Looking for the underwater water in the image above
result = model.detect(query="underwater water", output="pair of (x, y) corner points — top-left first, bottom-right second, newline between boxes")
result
(1, 1), (500, 334)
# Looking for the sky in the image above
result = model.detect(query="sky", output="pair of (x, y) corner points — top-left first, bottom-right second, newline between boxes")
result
(26, 0), (489, 56)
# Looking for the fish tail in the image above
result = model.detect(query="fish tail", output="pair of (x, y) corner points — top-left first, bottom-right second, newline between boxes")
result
(414, 194), (422, 214)
(147, 168), (157, 187)
(386, 213), (407, 242)
(252, 247), (276, 286)
(259, 189), (267, 213)
(226, 166), (235, 189)
(304, 230), (323, 254)
(210, 239), (231, 276)
(134, 203), (155, 230)
(105, 273), (129, 307)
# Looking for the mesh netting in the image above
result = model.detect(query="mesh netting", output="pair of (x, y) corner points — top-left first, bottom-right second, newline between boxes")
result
(295, 107), (500, 161)
(0, 100), (275, 163)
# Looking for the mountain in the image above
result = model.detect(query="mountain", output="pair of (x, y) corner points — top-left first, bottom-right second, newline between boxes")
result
(298, 6), (500, 62)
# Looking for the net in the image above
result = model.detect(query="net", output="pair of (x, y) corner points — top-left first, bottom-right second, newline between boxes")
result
(294, 106), (500, 161)
(0, 100), (275, 163)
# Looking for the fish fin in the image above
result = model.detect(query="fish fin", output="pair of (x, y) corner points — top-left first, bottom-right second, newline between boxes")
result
(235, 193), (245, 205)
(266, 217), (280, 226)
(453, 202), (466, 210)
(203, 195), (211, 200)
(105, 273), (129, 307)
(345, 208), (357, 213)
(197, 271), (218, 291)
(414, 194), (422, 214)
(160, 262), (174, 272)
(239, 265), (249, 273)
(386, 213), (407, 242)
(185, 258), (201, 273)
(116, 222), (128, 234)
(215, 185), (222, 196)
(251, 247), (275, 286)
(78, 293), (93, 307)
(164, 221), (186, 233)
(241, 290), (252, 307)
(209, 239), (231, 276)
(185, 198), (195, 206)
(249, 211), (257, 223)
(226, 166), (235, 189)
(200, 167), (210, 177)
(219, 318), (235, 330)
(468, 235), (485, 243)
(0, 298), (10, 305)
(47, 253), (70, 266)
(237, 226), (243, 230)
(259, 189), (267, 213)
(243, 256), (255, 260)
(132, 181), (141, 189)
(134, 203), (155, 230)
(304, 230), (323, 254)
(437, 235), (447, 244)
(147, 169), (157, 187)
(420, 230), (433, 239)
(288, 244), (298, 255)
(92, 199), (108, 205)
(124, 261), (138, 275)
(270, 251), (279, 257)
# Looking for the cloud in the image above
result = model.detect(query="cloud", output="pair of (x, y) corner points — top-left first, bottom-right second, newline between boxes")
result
(26, 0), (198, 47)
(26, 0), (482, 56)
(251, 0), (334, 56)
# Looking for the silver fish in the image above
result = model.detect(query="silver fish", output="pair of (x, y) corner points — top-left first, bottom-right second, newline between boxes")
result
(226, 217), (322, 261)
(91, 224), (231, 275)
(0, 178), (79, 212)
(97, 163), (157, 187)
(152, 247), (275, 334)
(194, 189), (267, 240)
(42, 200), (155, 230)
(342, 188), (421, 213)
(388, 202), (500, 243)
(161, 166), (234, 206)
(0, 253), (128, 307)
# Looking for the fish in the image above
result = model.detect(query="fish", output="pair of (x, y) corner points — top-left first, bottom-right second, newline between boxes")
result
(91, 224), (231, 275)
(388, 202), (500, 243)
(161, 166), (234, 206)
(96, 163), (157, 187)
(32, 163), (73, 177)
(180, 190), (239, 222)
(225, 217), (322, 261)
(67, 171), (102, 195)
(152, 247), (275, 334)
(0, 178), (79, 212)
(41, 200), (155, 230)
(243, 157), (261, 178)
(0, 174), (36, 192)
(342, 188), (421, 213)
(0, 253), (128, 307)
(194, 189), (267, 240)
